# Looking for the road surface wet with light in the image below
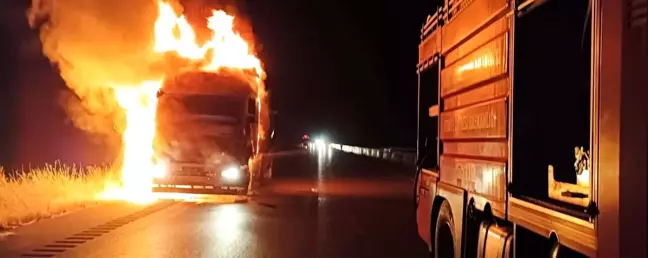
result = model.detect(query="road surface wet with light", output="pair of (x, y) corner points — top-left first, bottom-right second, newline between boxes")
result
(0, 146), (429, 258)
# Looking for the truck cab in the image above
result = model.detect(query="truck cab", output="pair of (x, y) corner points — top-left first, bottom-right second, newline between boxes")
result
(152, 70), (270, 195)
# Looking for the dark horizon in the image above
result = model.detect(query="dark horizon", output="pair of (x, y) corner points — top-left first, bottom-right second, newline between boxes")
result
(0, 0), (442, 170)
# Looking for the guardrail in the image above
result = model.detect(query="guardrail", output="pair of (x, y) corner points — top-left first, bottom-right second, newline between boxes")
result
(327, 143), (417, 166)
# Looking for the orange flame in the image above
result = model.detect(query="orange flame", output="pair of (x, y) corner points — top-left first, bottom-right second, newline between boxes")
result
(99, 1), (264, 203)
(154, 2), (263, 76)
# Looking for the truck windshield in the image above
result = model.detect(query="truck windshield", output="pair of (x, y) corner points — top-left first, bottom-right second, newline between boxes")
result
(159, 94), (245, 118)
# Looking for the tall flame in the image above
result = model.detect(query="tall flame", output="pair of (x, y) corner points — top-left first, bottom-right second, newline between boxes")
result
(101, 1), (264, 202)
(102, 81), (162, 203)
(154, 2), (263, 76)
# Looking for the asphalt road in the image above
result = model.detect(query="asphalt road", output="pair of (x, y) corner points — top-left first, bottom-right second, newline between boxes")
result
(0, 146), (429, 258)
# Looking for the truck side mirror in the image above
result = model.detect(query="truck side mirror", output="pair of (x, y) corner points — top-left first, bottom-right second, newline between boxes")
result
(156, 90), (165, 98)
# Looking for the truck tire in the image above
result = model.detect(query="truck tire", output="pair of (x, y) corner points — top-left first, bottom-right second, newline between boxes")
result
(263, 157), (273, 180)
(433, 201), (456, 258)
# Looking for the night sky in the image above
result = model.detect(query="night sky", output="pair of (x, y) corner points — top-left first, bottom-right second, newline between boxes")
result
(242, 0), (440, 147)
(0, 0), (442, 170)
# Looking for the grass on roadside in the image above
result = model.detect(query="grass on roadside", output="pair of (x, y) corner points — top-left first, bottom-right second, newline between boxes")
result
(0, 162), (117, 229)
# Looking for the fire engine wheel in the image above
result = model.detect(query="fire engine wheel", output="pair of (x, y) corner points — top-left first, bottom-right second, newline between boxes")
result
(413, 168), (421, 208)
(433, 201), (456, 258)
(549, 234), (560, 258)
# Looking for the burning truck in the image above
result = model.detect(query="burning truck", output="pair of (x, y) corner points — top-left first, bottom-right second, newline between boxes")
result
(26, 0), (270, 201)
(152, 69), (271, 195)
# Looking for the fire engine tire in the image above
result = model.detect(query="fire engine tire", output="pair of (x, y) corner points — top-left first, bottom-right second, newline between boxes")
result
(549, 236), (560, 258)
(413, 168), (421, 208)
(433, 201), (456, 258)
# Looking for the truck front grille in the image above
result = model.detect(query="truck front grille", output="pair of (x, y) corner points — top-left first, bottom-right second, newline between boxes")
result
(173, 166), (208, 176)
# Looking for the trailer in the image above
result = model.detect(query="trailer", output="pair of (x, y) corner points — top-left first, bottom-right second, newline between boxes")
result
(414, 0), (647, 256)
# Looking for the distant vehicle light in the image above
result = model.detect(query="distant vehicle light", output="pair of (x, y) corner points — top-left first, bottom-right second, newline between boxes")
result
(315, 138), (325, 148)
(221, 166), (240, 180)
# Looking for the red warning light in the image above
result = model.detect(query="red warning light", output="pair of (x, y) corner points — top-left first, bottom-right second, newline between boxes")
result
(302, 134), (309, 139)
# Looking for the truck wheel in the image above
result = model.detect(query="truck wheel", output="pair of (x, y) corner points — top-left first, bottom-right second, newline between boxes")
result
(263, 158), (273, 180)
(433, 201), (456, 258)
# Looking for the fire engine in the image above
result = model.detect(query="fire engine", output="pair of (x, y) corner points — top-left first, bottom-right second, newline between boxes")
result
(415, 0), (647, 256)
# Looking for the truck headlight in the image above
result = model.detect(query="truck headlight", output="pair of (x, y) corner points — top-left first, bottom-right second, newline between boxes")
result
(153, 159), (168, 179)
(221, 166), (240, 180)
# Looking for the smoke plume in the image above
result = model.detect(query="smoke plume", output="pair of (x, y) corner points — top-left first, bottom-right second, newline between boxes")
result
(26, 0), (168, 149)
